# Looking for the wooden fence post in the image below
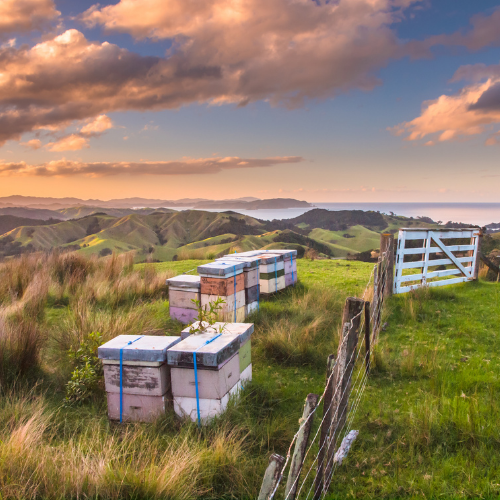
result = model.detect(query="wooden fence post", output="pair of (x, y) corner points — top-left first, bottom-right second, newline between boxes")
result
(324, 297), (364, 491)
(313, 355), (336, 500)
(372, 261), (379, 335)
(364, 301), (371, 374)
(258, 453), (285, 500)
(380, 233), (394, 298)
(473, 229), (483, 280)
(285, 393), (319, 500)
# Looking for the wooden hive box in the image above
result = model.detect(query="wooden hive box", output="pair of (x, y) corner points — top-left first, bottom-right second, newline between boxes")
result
(98, 335), (182, 422)
(166, 275), (201, 324)
(171, 323), (254, 422)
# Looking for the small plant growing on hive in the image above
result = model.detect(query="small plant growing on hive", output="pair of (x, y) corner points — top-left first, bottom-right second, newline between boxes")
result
(189, 297), (227, 334)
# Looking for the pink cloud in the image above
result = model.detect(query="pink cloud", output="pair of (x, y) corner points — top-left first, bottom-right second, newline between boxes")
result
(45, 134), (89, 151)
(391, 63), (500, 143)
(0, 0), (60, 38)
(20, 138), (42, 150)
(80, 115), (114, 136)
(0, 155), (304, 177)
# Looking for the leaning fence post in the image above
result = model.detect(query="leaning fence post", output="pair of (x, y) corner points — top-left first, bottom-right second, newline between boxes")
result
(364, 301), (371, 374)
(324, 297), (364, 491)
(285, 393), (319, 500)
(380, 233), (394, 298)
(313, 355), (336, 500)
(258, 453), (285, 500)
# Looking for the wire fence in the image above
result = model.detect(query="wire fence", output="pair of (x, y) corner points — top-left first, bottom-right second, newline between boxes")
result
(259, 241), (393, 500)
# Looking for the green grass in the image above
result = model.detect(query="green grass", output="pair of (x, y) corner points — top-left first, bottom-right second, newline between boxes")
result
(1, 253), (499, 499)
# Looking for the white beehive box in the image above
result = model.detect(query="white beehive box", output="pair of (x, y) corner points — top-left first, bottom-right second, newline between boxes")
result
(98, 335), (182, 422)
(170, 323), (253, 422)
(166, 275), (201, 324)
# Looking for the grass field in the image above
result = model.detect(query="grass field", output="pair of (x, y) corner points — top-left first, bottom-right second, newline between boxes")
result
(0, 252), (498, 499)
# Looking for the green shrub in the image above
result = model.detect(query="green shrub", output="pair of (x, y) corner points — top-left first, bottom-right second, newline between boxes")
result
(64, 331), (104, 406)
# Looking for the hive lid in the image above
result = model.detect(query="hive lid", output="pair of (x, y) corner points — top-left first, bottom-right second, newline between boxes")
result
(215, 256), (260, 268)
(252, 252), (285, 265)
(167, 331), (241, 368)
(197, 261), (245, 277)
(166, 274), (201, 289)
(181, 321), (253, 345)
(98, 335), (182, 362)
(264, 249), (298, 260)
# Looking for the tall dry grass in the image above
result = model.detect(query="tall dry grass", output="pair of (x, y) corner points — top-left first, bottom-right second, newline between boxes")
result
(254, 286), (344, 366)
(0, 389), (255, 499)
(0, 251), (175, 385)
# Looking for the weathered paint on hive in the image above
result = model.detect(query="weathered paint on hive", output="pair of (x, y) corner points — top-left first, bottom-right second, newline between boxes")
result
(170, 306), (199, 324)
(239, 339), (251, 373)
(244, 284), (259, 304)
(166, 274), (201, 289)
(170, 353), (239, 399)
(284, 259), (298, 274)
(260, 276), (286, 294)
(200, 273), (244, 295)
(173, 383), (239, 422)
(259, 260), (285, 273)
(285, 272), (298, 287)
(169, 289), (200, 309)
(167, 332), (240, 368)
(197, 261), (245, 277)
(181, 322), (253, 345)
(260, 269), (285, 280)
(245, 301), (259, 316)
(98, 335), (182, 362)
(200, 290), (245, 312)
(103, 363), (170, 396)
(106, 392), (167, 422)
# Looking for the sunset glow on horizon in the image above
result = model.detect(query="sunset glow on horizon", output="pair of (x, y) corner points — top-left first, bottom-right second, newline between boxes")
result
(1, 0), (500, 202)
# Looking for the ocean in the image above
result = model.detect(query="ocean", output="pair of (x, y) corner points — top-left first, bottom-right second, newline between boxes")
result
(165, 203), (500, 226)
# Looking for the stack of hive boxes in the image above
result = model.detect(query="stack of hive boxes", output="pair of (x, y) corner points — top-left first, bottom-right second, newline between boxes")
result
(197, 261), (246, 322)
(98, 335), (182, 422)
(217, 254), (261, 317)
(255, 252), (286, 295)
(267, 249), (298, 287)
(167, 322), (253, 422)
(166, 275), (201, 324)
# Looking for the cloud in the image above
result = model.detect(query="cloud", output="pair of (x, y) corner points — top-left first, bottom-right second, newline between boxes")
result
(391, 63), (500, 143)
(45, 134), (89, 151)
(80, 115), (114, 136)
(2, 2), (500, 148)
(0, 155), (304, 177)
(0, 0), (60, 39)
(408, 8), (500, 54)
(20, 138), (42, 150)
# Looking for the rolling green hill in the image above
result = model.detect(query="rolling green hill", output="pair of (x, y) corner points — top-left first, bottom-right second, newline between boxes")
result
(0, 208), (452, 261)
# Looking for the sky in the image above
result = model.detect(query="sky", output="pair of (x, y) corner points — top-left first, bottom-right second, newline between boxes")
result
(0, 0), (500, 203)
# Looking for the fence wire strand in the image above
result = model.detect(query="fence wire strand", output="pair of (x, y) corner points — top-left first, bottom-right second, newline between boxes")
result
(267, 250), (391, 500)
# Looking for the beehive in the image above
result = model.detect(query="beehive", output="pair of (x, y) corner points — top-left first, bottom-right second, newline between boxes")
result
(197, 261), (247, 322)
(170, 322), (253, 422)
(98, 335), (182, 422)
(166, 275), (201, 324)
(217, 254), (261, 318)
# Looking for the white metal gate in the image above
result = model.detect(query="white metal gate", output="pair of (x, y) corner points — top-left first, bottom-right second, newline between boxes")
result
(394, 228), (480, 294)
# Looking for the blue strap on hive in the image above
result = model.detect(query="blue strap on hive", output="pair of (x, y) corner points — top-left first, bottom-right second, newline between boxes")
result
(291, 253), (295, 286)
(274, 257), (277, 293)
(257, 264), (260, 311)
(193, 333), (222, 427)
(233, 265), (237, 322)
(119, 335), (144, 423)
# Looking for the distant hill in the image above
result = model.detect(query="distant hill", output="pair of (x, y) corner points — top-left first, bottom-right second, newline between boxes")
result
(0, 195), (311, 210)
(0, 208), (445, 262)
(0, 215), (63, 235)
(0, 207), (63, 220)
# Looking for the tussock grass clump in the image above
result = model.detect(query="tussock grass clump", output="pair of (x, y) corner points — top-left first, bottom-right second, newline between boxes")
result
(254, 285), (344, 366)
